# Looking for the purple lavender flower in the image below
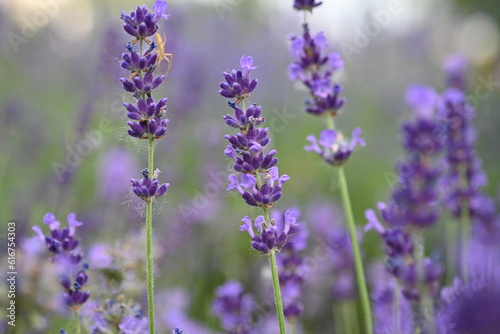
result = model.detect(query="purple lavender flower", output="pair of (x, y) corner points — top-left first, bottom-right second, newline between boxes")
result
(436, 278), (500, 334)
(228, 167), (289, 208)
(293, 0), (323, 11)
(443, 53), (468, 92)
(130, 168), (170, 202)
(372, 273), (414, 334)
(240, 209), (299, 254)
(365, 207), (443, 300)
(32, 213), (83, 263)
(120, 2), (170, 141)
(220, 57), (291, 212)
(370, 85), (444, 229)
(219, 55), (259, 102)
(120, 1), (168, 42)
(305, 128), (366, 166)
(212, 281), (255, 334)
(307, 200), (357, 300)
(172, 329), (183, 334)
(288, 24), (346, 117)
(440, 88), (492, 224)
(119, 312), (149, 334)
(273, 209), (307, 320)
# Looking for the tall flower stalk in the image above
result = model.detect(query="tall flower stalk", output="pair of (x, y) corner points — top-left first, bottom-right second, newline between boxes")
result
(119, 2), (171, 332)
(288, 2), (371, 332)
(219, 55), (299, 334)
(365, 85), (444, 333)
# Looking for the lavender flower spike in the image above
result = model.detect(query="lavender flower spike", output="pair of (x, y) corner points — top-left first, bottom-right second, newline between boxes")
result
(220, 56), (293, 334)
(212, 281), (255, 334)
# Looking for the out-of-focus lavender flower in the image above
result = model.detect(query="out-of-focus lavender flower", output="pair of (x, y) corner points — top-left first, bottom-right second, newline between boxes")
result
(305, 128), (366, 166)
(307, 200), (357, 300)
(370, 85), (444, 229)
(273, 209), (307, 321)
(99, 148), (139, 202)
(32, 213), (90, 311)
(372, 273), (414, 334)
(119, 312), (149, 334)
(212, 281), (255, 334)
(160, 288), (211, 333)
(130, 168), (170, 202)
(365, 208), (442, 300)
(436, 278), (500, 334)
(288, 24), (345, 117)
(293, 0), (323, 11)
(440, 88), (493, 224)
(240, 209), (299, 254)
(443, 53), (468, 92)
(32, 213), (83, 264)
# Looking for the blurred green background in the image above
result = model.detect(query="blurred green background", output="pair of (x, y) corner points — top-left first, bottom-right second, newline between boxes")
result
(0, 0), (499, 332)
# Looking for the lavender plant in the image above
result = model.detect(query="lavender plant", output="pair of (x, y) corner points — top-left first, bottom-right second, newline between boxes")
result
(118, 2), (171, 332)
(365, 85), (445, 333)
(287, 2), (371, 332)
(440, 56), (496, 281)
(32, 213), (90, 334)
(220, 55), (299, 334)
(212, 281), (255, 334)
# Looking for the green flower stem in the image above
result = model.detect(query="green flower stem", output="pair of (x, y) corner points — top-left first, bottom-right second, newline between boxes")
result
(75, 310), (81, 334)
(337, 166), (373, 334)
(146, 137), (156, 334)
(325, 113), (372, 333)
(414, 231), (436, 334)
(269, 249), (287, 334)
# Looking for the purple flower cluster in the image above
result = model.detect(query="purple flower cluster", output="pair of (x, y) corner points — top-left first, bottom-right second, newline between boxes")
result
(220, 56), (295, 247)
(374, 85), (445, 229)
(120, 1), (169, 43)
(288, 25), (345, 117)
(440, 88), (494, 225)
(273, 209), (307, 320)
(307, 201), (357, 300)
(130, 168), (169, 202)
(293, 0), (323, 11)
(32, 213), (90, 311)
(305, 128), (366, 166)
(219, 56), (258, 103)
(365, 211), (441, 299)
(239, 210), (299, 255)
(228, 167), (289, 208)
(436, 278), (500, 334)
(120, 3), (170, 139)
(443, 54), (468, 92)
(372, 274), (414, 334)
(288, 19), (365, 166)
(212, 281), (255, 334)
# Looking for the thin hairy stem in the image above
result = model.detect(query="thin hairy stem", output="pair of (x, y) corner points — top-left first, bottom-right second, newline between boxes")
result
(414, 231), (436, 334)
(75, 310), (81, 334)
(269, 250), (287, 334)
(146, 137), (156, 334)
